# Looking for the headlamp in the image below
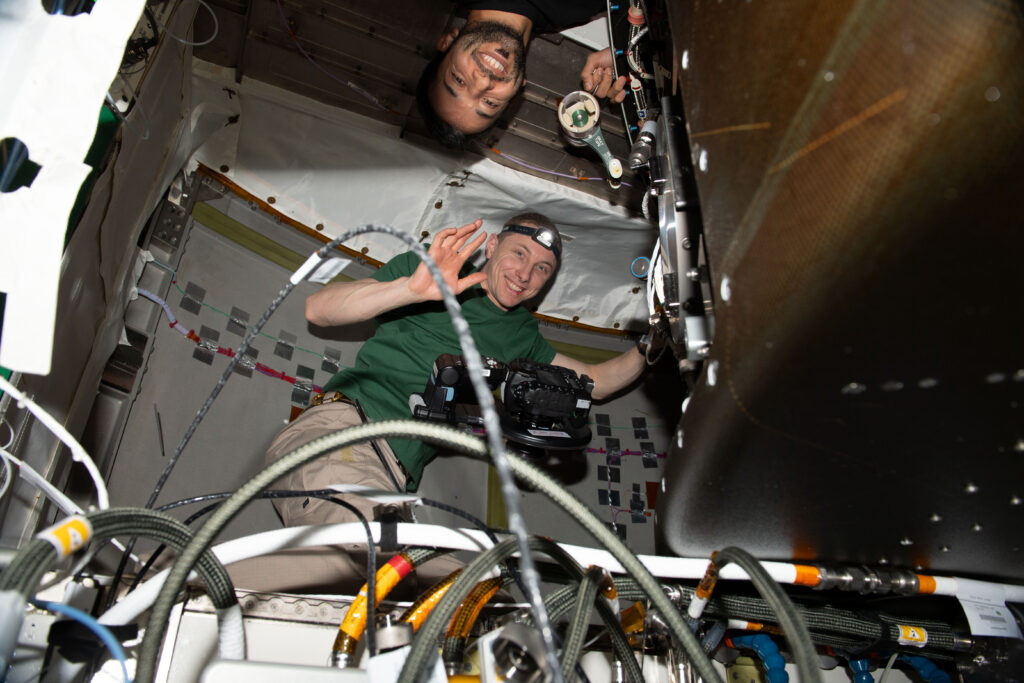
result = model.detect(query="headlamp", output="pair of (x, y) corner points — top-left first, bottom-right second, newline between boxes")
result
(501, 223), (562, 261)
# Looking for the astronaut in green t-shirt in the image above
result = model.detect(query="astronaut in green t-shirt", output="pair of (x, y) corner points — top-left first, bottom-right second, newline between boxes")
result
(268, 212), (649, 530)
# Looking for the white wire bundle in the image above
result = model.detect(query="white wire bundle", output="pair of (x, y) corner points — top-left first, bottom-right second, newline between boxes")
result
(0, 375), (109, 510)
(646, 236), (665, 316)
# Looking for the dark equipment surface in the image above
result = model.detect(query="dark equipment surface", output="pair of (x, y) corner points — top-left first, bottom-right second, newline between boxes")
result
(502, 358), (594, 450)
(657, 1), (1024, 583)
(411, 355), (593, 451)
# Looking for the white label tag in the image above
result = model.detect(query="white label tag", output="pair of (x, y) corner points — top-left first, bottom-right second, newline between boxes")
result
(956, 579), (1024, 639)
(309, 257), (352, 284)
(527, 428), (570, 438)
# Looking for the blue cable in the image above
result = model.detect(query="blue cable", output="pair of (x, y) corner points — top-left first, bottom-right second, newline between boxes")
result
(900, 654), (951, 683)
(30, 600), (132, 683)
(731, 633), (789, 683)
(849, 658), (873, 683)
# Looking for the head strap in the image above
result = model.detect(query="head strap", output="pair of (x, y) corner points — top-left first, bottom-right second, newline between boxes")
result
(501, 223), (562, 261)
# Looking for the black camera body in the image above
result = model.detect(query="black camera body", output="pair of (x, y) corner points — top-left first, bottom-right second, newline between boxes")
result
(501, 359), (593, 447)
(410, 354), (593, 450)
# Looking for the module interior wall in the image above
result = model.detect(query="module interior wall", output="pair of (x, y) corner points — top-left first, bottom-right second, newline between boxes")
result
(104, 221), (370, 550)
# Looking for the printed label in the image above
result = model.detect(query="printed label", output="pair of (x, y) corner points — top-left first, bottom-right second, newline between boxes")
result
(36, 515), (92, 559)
(956, 578), (1024, 639)
(527, 428), (570, 438)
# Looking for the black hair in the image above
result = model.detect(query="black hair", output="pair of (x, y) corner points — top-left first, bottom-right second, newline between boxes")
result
(416, 52), (477, 150)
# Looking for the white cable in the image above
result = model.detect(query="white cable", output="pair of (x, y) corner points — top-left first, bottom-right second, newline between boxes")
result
(99, 520), (1024, 633)
(0, 375), (109, 509)
(216, 604), (246, 660)
(646, 237), (663, 315)
(1, 446), (82, 517)
(0, 449), (14, 502)
(628, 26), (649, 48)
(878, 652), (898, 683)
(158, 0), (219, 47)
(0, 446), (135, 561)
(0, 417), (13, 449)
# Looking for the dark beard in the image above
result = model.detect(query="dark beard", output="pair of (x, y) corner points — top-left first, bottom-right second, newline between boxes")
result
(454, 20), (527, 82)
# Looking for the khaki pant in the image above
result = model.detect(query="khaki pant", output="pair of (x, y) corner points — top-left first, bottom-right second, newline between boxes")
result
(226, 402), (463, 595)
(267, 401), (407, 529)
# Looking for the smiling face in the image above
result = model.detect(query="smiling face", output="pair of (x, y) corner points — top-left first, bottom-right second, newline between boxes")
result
(481, 230), (558, 311)
(429, 21), (527, 135)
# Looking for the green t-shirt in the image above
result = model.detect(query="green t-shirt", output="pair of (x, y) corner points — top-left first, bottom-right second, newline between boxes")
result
(323, 250), (556, 489)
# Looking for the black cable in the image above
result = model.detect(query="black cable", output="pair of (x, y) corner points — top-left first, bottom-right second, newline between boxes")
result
(128, 490), (363, 589)
(127, 501), (220, 594)
(0, 508), (236, 610)
(121, 488), (378, 656)
(106, 485), (353, 608)
(418, 497), (526, 598)
(320, 496), (378, 658)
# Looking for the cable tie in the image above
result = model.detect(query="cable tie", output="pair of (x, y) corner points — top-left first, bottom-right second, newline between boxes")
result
(377, 508), (400, 553)
(293, 379), (315, 392)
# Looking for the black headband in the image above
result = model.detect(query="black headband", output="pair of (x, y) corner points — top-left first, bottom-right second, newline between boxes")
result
(501, 223), (562, 261)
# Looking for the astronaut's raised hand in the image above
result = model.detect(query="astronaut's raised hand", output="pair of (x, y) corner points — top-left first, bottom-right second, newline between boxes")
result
(580, 48), (628, 103)
(407, 219), (488, 301)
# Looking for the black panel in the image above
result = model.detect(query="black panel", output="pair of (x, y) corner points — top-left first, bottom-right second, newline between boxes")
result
(657, 1), (1024, 582)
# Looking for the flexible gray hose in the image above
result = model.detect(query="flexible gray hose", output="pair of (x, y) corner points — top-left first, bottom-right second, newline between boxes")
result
(619, 579), (959, 655)
(401, 536), (555, 682)
(712, 547), (822, 683)
(504, 449), (721, 683)
(136, 421), (718, 683)
(517, 540), (644, 683)
(136, 421), (499, 682)
(0, 541), (54, 594)
(560, 566), (603, 680)
(532, 583), (579, 623)
(0, 508), (235, 610)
